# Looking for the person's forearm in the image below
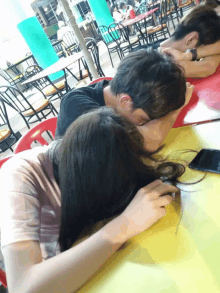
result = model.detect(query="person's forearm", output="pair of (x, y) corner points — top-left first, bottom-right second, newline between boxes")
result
(184, 41), (220, 60)
(23, 218), (125, 293)
(179, 59), (215, 78)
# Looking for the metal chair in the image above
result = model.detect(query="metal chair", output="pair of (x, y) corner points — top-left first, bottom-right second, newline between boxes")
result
(116, 23), (141, 54)
(158, 0), (181, 29)
(145, 0), (171, 41)
(25, 65), (69, 102)
(108, 23), (126, 58)
(0, 68), (24, 91)
(15, 117), (57, 154)
(25, 52), (38, 67)
(85, 38), (105, 77)
(0, 85), (57, 127)
(62, 31), (80, 55)
(0, 97), (20, 153)
(178, 0), (195, 17)
(52, 40), (68, 59)
(98, 25), (122, 67)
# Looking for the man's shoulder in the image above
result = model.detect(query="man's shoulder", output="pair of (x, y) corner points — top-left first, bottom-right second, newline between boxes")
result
(61, 80), (107, 107)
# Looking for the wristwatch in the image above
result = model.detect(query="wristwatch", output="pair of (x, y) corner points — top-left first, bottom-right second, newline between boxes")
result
(186, 48), (198, 61)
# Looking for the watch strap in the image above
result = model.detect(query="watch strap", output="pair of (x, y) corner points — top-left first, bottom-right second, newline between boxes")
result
(187, 48), (198, 61)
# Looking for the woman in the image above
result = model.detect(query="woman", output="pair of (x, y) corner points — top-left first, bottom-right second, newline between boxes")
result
(111, 4), (124, 22)
(1, 108), (182, 293)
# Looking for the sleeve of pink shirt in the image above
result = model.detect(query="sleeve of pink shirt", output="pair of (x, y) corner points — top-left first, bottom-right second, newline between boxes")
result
(0, 156), (41, 249)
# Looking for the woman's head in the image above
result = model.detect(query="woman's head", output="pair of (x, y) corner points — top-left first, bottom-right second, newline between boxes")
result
(57, 107), (185, 252)
(120, 2), (126, 10)
(111, 4), (119, 14)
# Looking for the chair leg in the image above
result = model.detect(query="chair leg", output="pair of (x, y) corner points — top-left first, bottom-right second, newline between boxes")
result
(46, 130), (54, 141)
(4, 139), (14, 152)
(20, 114), (31, 129)
(108, 49), (114, 68)
(51, 103), (58, 115)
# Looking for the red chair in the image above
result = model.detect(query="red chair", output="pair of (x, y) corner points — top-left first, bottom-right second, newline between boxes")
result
(0, 268), (7, 288)
(89, 77), (113, 85)
(0, 156), (12, 168)
(15, 117), (57, 154)
(0, 157), (10, 289)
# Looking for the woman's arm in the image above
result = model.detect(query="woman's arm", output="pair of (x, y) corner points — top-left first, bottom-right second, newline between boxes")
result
(3, 181), (178, 293)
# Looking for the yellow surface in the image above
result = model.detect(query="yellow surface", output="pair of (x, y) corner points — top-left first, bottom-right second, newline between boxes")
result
(77, 122), (220, 293)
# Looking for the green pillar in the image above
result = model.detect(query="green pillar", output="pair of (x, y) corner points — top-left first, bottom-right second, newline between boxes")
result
(17, 17), (63, 82)
(87, 0), (114, 27)
(87, 0), (119, 43)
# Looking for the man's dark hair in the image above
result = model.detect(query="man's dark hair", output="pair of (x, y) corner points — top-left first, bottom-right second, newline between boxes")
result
(110, 49), (186, 120)
(172, 5), (220, 46)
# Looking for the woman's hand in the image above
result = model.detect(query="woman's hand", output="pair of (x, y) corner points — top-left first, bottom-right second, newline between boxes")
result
(103, 180), (179, 245)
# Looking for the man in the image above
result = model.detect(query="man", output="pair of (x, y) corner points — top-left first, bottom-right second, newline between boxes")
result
(160, 5), (220, 78)
(56, 50), (193, 152)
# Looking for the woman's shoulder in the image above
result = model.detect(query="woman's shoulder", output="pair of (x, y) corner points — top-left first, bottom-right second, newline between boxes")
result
(1, 145), (51, 173)
(0, 144), (60, 207)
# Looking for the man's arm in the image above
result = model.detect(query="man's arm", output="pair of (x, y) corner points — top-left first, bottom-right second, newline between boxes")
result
(179, 55), (220, 78)
(186, 41), (220, 60)
(160, 47), (220, 78)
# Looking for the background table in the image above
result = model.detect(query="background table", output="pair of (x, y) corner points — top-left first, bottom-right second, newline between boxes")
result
(21, 52), (85, 89)
(122, 8), (159, 27)
(77, 120), (220, 293)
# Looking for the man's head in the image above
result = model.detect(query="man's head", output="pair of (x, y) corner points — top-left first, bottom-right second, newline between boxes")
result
(160, 5), (220, 52)
(109, 49), (186, 151)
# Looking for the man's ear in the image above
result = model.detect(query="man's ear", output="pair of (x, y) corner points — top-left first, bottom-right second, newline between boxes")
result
(119, 94), (133, 111)
(185, 31), (199, 48)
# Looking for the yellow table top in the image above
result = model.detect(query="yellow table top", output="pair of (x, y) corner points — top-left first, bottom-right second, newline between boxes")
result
(78, 121), (220, 293)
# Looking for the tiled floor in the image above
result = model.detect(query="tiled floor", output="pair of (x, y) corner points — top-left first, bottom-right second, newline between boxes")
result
(0, 16), (181, 289)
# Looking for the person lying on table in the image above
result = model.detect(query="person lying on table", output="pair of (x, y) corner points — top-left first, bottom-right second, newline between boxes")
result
(160, 5), (220, 78)
(55, 50), (194, 153)
(1, 107), (183, 293)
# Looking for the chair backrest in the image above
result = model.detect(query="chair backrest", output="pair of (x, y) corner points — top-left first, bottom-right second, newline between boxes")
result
(14, 117), (57, 154)
(6, 62), (22, 76)
(24, 65), (53, 93)
(89, 77), (113, 85)
(0, 156), (12, 168)
(0, 97), (15, 135)
(62, 31), (77, 47)
(0, 68), (11, 82)
(98, 25), (115, 45)
(108, 23), (122, 45)
(85, 38), (105, 77)
(0, 85), (40, 118)
(26, 52), (38, 67)
(52, 41), (66, 54)
(116, 23), (130, 43)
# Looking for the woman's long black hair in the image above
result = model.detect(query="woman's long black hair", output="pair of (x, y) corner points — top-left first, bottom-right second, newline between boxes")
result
(57, 107), (185, 252)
